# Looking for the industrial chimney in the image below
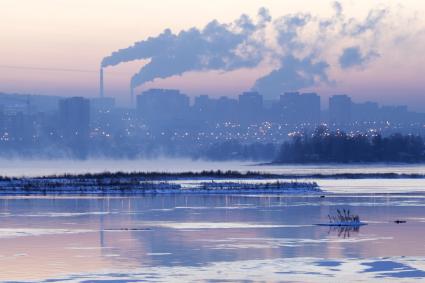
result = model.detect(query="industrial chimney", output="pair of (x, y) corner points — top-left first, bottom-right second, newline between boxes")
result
(99, 67), (104, 98)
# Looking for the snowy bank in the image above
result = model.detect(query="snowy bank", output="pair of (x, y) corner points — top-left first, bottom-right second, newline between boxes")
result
(0, 174), (321, 195)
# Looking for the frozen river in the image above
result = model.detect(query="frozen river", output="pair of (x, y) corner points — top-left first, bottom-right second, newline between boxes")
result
(1, 160), (425, 281)
(1, 193), (425, 282)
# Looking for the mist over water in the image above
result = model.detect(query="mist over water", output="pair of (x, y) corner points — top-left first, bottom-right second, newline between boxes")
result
(3, 158), (425, 177)
(0, 158), (250, 177)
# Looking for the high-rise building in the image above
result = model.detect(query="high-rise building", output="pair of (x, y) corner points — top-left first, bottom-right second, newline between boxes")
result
(216, 96), (238, 122)
(279, 92), (321, 125)
(279, 92), (300, 124)
(299, 92), (321, 124)
(58, 97), (90, 158)
(193, 95), (217, 123)
(352, 101), (379, 122)
(329, 94), (352, 125)
(0, 105), (4, 134)
(136, 89), (190, 128)
(90, 97), (116, 135)
(91, 97), (115, 112)
(238, 91), (263, 124)
(380, 105), (409, 123)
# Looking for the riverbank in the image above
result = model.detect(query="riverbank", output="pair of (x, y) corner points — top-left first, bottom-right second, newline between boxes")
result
(3, 170), (425, 181)
(0, 172), (321, 195)
(3, 169), (425, 195)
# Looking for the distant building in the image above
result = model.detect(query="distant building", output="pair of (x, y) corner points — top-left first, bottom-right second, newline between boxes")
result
(136, 88), (190, 128)
(0, 105), (4, 134)
(3, 112), (26, 141)
(193, 95), (217, 123)
(59, 97), (90, 158)
(91, 97), (115, 112)
(380, 105), (409, 123)
(90, 97), (116, 135)
(352, 101), (379, 122)
(216, 96), (238, 122)
(279, 92), (320, 125)
(0, 100), (38, 144)
(238, 91), (263, 124)
(279, 92), (300, 124)
(0, 93), (61, 113)
(329, 94), (352, 125)
(299, 92), (321, 124)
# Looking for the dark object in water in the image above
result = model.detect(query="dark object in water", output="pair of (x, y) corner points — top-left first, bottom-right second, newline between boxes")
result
(316, 209), (367, 227)
(320, 195), (326, 198)
(316, 222), (367, 227)
(328, 225), (360, 238)
(394, 220), (407, 224)
(104, 228), (152, 231)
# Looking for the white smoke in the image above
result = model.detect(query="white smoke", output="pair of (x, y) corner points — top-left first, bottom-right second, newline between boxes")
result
(102, 2), (388, 98)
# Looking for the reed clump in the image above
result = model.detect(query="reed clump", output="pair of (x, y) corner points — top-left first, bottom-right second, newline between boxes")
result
(328, 209), (360, 224)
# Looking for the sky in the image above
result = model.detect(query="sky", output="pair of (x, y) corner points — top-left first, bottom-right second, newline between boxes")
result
(1, 0), (425, 110)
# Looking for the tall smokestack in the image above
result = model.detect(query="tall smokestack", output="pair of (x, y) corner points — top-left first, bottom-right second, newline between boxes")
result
(99, 68), (104, 98)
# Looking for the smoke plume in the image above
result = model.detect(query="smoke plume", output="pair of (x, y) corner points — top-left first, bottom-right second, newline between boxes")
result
(339, 46), (379, 69)
(102, 2), (388, 98)
(253, 55), (330, 97)
(102, 9), (271, 90)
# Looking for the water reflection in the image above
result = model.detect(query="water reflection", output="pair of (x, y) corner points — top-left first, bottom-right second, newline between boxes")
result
(327, 225), (361, 238)
(0, 194), (424, 281)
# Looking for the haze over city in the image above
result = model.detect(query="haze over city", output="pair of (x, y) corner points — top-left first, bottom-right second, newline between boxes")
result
(3, 1), (425, 282)
(2, 0), (425, 109)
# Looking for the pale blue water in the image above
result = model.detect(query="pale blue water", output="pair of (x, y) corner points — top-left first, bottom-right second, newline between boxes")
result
(1, 194), (425, 282)
(2, 159), (425, 177)
(1, 161), (425, 281)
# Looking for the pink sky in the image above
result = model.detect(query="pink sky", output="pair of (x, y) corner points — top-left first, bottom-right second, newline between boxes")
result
(1, 0), (425, 110)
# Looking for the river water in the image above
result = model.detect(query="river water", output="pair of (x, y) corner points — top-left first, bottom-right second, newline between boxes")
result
(2, 158), (425, 177)
(1, 160), (425, 282)
(1, 194), (425, 282)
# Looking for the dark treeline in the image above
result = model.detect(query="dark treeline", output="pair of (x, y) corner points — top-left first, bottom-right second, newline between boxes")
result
(4, 170), (425, 182)
(275, 127), (425, 163)
(0, 170), (272, 181)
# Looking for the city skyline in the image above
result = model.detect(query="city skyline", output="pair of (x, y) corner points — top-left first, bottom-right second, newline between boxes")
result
(2, 1), (425, 110)
(0, 87), (419, 113)
(0, 86), (422, 160)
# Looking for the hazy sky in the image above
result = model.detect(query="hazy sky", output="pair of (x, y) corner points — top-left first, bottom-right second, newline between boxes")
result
(1, 0), (425, 109)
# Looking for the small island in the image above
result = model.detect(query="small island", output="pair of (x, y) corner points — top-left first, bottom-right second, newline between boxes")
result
(0, 171), (321, 195)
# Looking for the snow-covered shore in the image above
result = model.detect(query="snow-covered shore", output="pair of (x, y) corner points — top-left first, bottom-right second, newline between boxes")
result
(0, 174), (321, 195)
